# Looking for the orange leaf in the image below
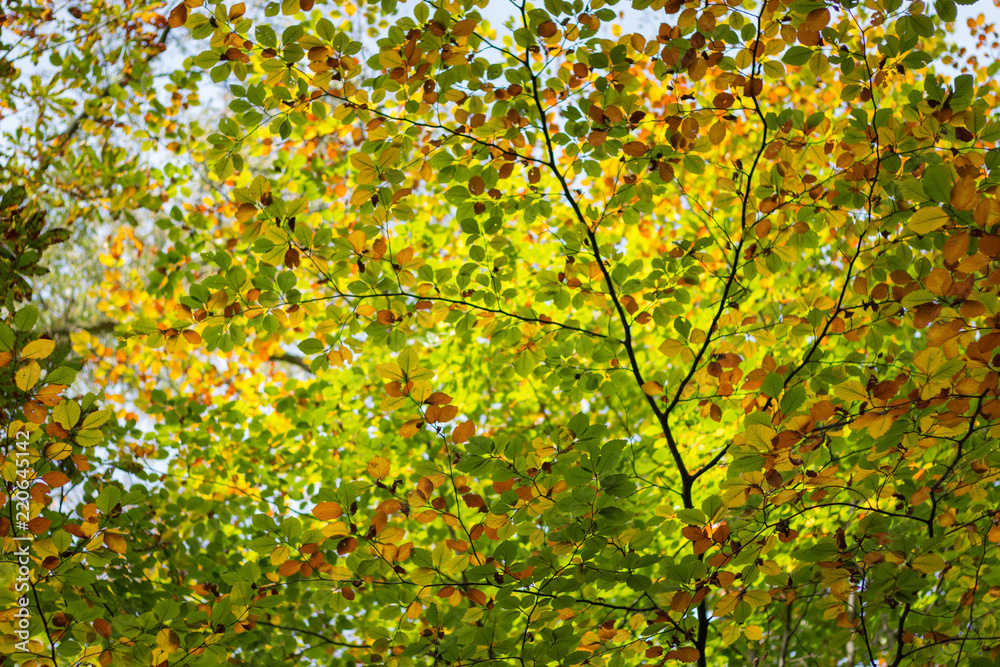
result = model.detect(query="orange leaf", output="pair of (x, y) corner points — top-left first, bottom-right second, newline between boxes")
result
(452, 420), (475, 444)
(23, 400), (46, 424)
(367, 456), (391, 480)
(950, 176), (978, 211)
(313, 501), (343, 521)
(43, 471), (71, 488)
(278, 560), (301, 576)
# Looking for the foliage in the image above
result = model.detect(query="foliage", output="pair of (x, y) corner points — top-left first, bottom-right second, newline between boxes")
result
(4, 0), (1000, 666)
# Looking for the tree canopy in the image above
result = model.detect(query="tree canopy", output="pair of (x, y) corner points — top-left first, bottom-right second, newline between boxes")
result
(3, 0), (1000, 665)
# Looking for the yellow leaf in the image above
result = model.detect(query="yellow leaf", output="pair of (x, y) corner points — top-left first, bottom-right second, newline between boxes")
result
(833, 380), (868, 403)
(53, 401), (81, 429)
(156, 629), (180, 653)
(720, 622), (741, 646)
(351, 187), (375, 206)
(398, 348), (419, 375)
(913, 347), (944, 377)
(708, 122), (727, 145)
(379, 146), (400, 169)
(45, 442), (72, 461)
(15, 362), (41, 391)
(743, 625), (763, 641)
(412, 567), (436, 585)
(398, 348), (434, 381)
(22, 339), (55, 360)
(376, 362), (404, 380)
(378, 49), (405, 69)
(743, 589), (771, 607)
(104, 532), (127, 554)
(367, 455), (391, 480)
(380, 394), (407, 412)
(744, 423), (776, 451)
(912, 553), (946, 574)
(348, 229), (367, 254)
(908, 206), (950, 234)
(350, 153), (376, 172)
(270, 544), (290, 566)
(866, 414), (893, 439)
(658, 338), (687, 357)
(714, 594), (739, 616)
(235, 203), (257, 222)
(641, 381), (663, 396)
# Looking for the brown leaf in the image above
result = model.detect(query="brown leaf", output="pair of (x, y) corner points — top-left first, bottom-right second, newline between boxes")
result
(167, 3), (187, 28)
(94, 618), (113, 638)
(43, 471), (71, 488)
(537, 21), (558, 38)
(623, 141), (647, 157)
(665, 647), (700, 663)
(453, 420), (475, 444)
(658, 162), (674, 182)
(337, 536), (358, 554)
(804, 8), (831, 30)
(452, 19), (478, 37)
